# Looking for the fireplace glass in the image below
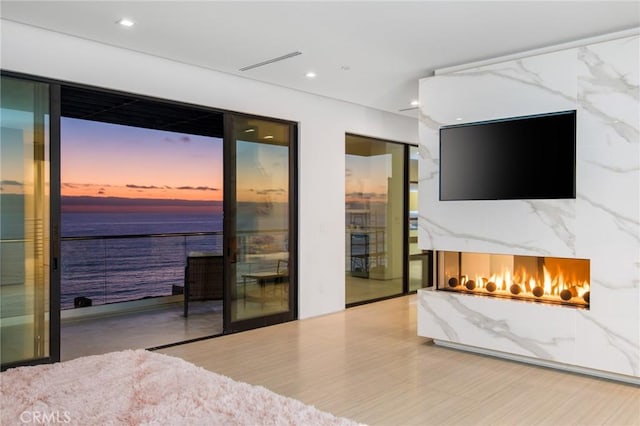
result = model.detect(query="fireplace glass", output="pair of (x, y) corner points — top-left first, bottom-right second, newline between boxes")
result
(437, 251), (590, 308)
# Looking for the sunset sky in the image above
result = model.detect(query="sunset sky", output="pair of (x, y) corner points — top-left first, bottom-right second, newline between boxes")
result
(59, 117), (292, 213)
(61, 117), (223, 202)
(3, 114), (380, 210)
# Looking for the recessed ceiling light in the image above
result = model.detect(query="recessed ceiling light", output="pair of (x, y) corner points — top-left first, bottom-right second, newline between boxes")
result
(244, 128), (255, 133)
(264, 135), (274, 139)
(410, 100), (420, 107)
(456, 117), (463, 121)
(117, 18), (135, 27)
(305, 71), (317, 79)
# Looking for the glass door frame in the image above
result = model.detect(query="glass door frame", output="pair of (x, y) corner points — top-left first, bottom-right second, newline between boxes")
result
(50, 83), (62, 365)
(1, 70), (299, 368)
(0, 71), (61, 370)
(222, 113), (298, 333)
(345, 134), (430, 308)
(407, 145), (433, 293)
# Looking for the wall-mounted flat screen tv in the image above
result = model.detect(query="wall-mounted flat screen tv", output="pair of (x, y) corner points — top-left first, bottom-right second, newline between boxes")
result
(439, 110), (576, 201)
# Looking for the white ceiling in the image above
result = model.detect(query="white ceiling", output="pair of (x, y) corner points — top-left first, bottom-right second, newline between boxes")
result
(2, 1), (639, 118)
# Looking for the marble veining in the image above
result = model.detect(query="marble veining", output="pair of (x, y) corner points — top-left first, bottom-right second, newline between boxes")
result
(418, 35), (639, 377)
(422, 293), (576, 360)
(523, 201), (576, 255)
(419, 216), (557, 256)
(578, 100), (638, 145)
(418, 297), (459, 341)
(578, 46), (639, 101)
(577, 310), (639, 375)
(595, 275), (639, 291)
(415, 129), (439, 181)
(578, 45), (639, 144)
(582, 158), (640, 174)
(577, 192), (640, 244)
(418, 111), (444, 131)
(444, 58), (577, 106)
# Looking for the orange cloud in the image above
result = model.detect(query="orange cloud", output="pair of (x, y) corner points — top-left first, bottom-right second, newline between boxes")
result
(62, 182), (221, 201)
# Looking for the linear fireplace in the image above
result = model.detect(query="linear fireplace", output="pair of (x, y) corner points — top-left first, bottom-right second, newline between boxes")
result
(437, 251), (590, 308)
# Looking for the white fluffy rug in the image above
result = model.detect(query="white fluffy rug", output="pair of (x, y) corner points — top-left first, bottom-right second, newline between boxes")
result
(1, 350), (361, 425)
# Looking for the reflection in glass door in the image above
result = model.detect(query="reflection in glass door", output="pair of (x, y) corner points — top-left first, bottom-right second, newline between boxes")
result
(224, 115), (296, 332)
(408, 146), (431, 291)
(345, 134), (405, 305)
(1, 76), (57, 368)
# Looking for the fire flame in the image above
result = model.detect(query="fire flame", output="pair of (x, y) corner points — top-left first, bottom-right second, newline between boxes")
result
(455, 264), (589, 305)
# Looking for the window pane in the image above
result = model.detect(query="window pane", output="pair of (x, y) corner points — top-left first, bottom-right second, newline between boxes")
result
(408, 146), (429, 291)
(232, 118), (290, 321)
(1, 76), (50, 364)
(346, 135), (404, 304)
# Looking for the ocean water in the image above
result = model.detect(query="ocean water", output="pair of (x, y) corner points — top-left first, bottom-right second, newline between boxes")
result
(62, 212), (222, 237)
(61, 212), (223, 310)
(1, 197), (289, 310)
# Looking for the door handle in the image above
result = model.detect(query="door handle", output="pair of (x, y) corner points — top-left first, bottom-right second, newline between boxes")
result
(227, 237), (237, 263)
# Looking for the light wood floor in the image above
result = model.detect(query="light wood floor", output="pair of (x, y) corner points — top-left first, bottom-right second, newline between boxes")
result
(345, 274), (403, 304)
(160, 295), (640, 425)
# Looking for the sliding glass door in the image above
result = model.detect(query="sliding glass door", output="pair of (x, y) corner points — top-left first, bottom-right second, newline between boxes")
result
(1, 73), (299, 364)
(224, 115), (296, 332)
(57, 86), (225, 359)
(345, 136), (429, 306)
(1, 76), (58, 368)
(345, 134), (405, 305)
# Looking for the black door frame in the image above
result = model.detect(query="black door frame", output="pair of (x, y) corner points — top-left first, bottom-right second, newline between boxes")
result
(1, 70), (298, 368)
(345, 134), (428, 308)
(0, 72), (61, 370)
(49, 83), (62, 365)
(222, 113), (298, 333)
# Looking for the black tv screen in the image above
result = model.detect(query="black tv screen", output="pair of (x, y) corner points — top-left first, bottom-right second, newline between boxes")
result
(439, 110), (576, 201)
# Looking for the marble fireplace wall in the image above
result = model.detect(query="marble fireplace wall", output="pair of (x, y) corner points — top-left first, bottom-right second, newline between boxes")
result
(417, 34), (639, 378)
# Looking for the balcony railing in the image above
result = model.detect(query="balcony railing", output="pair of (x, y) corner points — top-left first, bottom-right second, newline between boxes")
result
(61, 230), (289, 310)
(61, 232), (223, 310)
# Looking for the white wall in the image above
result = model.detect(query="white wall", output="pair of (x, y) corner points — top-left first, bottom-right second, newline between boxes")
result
(0, 20), (418, 319)
(417, 33), (639, 378)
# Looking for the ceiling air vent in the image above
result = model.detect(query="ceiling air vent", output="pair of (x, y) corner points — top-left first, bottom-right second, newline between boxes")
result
(239, 51), (302, 72)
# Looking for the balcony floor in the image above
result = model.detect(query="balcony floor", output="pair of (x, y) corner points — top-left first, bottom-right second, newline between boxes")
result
(61, 300), (222, 361)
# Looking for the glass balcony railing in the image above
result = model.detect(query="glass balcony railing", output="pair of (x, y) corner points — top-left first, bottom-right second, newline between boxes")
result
(61, 232), (223, 310)
(61, 229), (289, 310)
